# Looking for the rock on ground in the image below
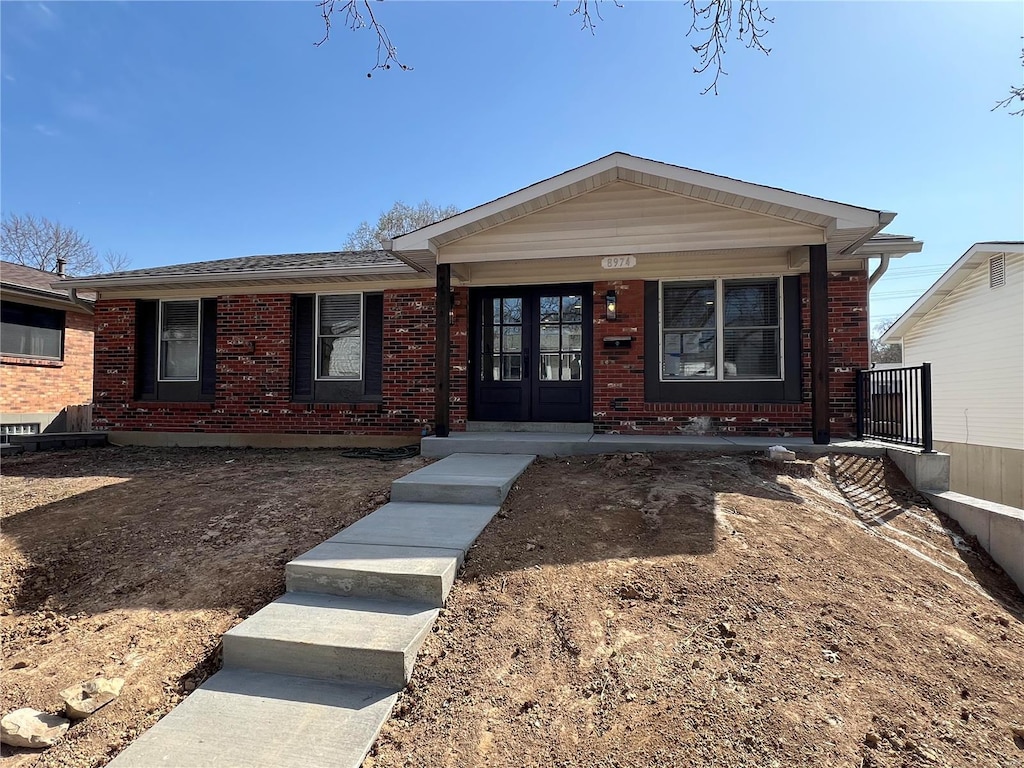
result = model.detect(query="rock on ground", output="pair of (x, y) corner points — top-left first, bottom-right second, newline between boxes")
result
(0, 708), (70, 749)
(60, 677), (125, 719)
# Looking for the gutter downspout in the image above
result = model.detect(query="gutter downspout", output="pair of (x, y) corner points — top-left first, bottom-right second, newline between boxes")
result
(868, 254), (891, 288)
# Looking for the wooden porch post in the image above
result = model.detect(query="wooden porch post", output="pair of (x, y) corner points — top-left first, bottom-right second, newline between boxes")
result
(434, 263), (451, 437)
(809, 243), (830, 445)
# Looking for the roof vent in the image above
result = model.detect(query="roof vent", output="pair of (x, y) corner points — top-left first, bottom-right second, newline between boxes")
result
(990, 254), (1005, 289)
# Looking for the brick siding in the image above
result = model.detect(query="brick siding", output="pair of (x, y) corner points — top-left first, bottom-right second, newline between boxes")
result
(92, 272), (866, 439)
(1, 309), (94, 416)
(590, 271), (869, 438)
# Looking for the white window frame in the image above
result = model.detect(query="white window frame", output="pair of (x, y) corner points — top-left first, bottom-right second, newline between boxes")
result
(315, 292), (364, 381)
(157, 299), (201, 383)
(659, 276), (785, 383)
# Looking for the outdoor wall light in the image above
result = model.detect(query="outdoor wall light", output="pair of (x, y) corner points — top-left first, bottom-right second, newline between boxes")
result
(605, 290), (618, 321)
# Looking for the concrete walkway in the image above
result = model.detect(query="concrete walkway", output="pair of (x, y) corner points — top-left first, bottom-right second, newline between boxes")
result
(108, 452), (535, 768)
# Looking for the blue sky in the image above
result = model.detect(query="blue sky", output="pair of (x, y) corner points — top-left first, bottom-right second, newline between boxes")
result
(2, 1), (1022, 326)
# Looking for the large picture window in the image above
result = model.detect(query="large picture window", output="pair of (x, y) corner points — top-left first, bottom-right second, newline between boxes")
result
(316, 294), (362, 380)
(0, 302), (64, 360)
(159, 300), (200, 381)
(661, 278), (781, 381)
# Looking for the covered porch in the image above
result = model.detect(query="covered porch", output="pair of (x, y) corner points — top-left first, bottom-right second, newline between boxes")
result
(388, 153), (921, 445)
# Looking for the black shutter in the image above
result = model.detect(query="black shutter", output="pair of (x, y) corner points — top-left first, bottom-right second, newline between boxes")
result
(292, 295), (315, 401)
(363, 294), (383, 396)
(136, 300), (158, 398)
(200, 298), (218, 398)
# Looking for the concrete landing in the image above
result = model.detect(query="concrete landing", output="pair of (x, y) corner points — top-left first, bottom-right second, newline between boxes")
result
(107, 669), (397, 768)
(390, 452), (535, 504)
(287, 542), (461, 606)
(223, 592), (438, 688)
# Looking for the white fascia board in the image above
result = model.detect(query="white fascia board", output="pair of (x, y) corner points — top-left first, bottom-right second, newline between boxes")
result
(391, 152), (885, 255)
(880, 241), (1024, 343)
(56, 262), (417, 290)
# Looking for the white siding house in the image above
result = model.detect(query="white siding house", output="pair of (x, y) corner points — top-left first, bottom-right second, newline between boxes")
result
(882, 242), (1024, 507)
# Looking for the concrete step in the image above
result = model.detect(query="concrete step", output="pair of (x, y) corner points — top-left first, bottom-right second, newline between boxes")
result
(326, 501), (501, 556)
(390, 452), (535, 504)
(222, 592), (438, 689)
(106, 669), (398, 768)
(467, 421), (594, 434)
(286, 541), (462, 607)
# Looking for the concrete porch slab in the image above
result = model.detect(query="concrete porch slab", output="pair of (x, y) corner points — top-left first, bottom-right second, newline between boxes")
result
(286, 541), (462, 607)
(222, 592), (438, 688)
(421, 432), (886, 458)
(106, 669), (398, 768)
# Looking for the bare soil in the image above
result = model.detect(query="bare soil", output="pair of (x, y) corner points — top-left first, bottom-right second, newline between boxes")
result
(1, 446), (425, 767)
(369, 453), (1024, 768)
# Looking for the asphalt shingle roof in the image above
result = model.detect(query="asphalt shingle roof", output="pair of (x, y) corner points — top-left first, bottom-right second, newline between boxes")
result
(0, 261), (89, 300)
(80, 250), (403, 280)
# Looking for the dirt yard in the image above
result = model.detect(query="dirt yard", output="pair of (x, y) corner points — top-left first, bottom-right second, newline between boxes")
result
(369, 453), (1024, 768)
(0, 446), (425, 767)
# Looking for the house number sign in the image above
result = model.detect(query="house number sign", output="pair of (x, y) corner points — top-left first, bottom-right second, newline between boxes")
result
(601, 255), (637, 270)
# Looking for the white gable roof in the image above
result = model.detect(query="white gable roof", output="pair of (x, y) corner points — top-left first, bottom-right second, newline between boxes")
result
(388, 152), (898, 271)
(881, 242), (1024, 343)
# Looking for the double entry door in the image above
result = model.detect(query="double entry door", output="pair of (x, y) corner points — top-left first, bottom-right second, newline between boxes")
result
(470, 284), (592, 423)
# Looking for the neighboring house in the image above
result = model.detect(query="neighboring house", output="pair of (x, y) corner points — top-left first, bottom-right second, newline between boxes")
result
(0, 261), (95, 437)
(58, 153), (922, 447)
(882, 242), (1024, 508)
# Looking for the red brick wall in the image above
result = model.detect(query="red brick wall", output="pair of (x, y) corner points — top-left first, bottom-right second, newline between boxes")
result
(93, 290), (464, 436)
(92, 272), (866, 439)
(1, 309), (94, 416)
(589, 270), (869, 438)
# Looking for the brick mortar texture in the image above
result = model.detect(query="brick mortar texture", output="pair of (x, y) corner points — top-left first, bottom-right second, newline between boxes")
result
(1, 309), (94, 415)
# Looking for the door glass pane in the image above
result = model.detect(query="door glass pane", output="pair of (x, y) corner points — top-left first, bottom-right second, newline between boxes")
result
(502, 298), (522, 324)
(561, 325), (582, 352)
(502, 326), (522, 352)
(561, 353), (583, 380)
(540, 353), (560, 381)
(539, 296), (560, 323)
(502, 354), (522, 381)
(561, 296), (583, 323)
(539, 325), (559, 351)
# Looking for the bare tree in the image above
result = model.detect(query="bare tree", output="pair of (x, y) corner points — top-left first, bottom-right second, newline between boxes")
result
(316, 0), (773, 94)
(870, 318), (902, 365)
(101, 250), (132, 272)
(344, 200), (460, 250)
(994, 45), (1024, 116)
(1, 213), (130, 276)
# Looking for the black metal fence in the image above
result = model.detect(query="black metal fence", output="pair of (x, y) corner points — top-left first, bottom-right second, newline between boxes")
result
(856, 363), (933, 452)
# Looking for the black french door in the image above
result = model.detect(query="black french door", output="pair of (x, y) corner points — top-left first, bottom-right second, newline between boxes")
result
(469, 285), (592, 423)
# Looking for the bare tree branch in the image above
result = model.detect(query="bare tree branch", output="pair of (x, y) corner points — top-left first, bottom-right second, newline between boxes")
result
(316, 0), (773, 94)
(557, 0), (623, 35)
(993, 45), (1024, 116)
(316, 0), (410, 76)
(101, 249), (132, 272)
(687, 0), (773, 96)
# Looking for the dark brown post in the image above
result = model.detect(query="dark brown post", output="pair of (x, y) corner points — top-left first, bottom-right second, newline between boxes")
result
(809, 244), (830, 445)
(434, 263), (451, 437)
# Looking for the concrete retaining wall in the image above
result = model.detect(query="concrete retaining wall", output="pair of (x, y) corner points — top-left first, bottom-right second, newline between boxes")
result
(924, 491), (1024, 594)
